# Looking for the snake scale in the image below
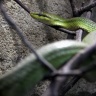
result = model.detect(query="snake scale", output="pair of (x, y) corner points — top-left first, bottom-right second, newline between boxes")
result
(30, 12), (96, 33)
(0, 12), (96, 96)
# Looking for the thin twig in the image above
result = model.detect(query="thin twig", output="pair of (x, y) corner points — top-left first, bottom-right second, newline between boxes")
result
(14, 0), (30, 13)
(76, 1), (96, 16)
(69, 0), (77, 16)
(59, 76), (81, 96)
(69, 0), (96, 17)
(68, 0), (76, 39)
(52, 27), (76, 35)
(50, 59), (96, 77)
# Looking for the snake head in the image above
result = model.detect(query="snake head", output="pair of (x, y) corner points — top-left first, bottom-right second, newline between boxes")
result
(30, 12), (65, 26)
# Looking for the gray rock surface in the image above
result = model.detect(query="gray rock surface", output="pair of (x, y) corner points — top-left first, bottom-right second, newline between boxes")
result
(0, 0), (96, 96)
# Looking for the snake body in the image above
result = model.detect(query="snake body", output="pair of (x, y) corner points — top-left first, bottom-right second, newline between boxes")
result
(0, 12), (96, 96)
(30, 12), (96, 33)
(0, 40), (86, 96)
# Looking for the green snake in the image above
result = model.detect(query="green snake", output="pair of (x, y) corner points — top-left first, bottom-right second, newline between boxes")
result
(30, 12), (96, 44)
(30, 12), (96, 33)
(0, 12), (96, 96)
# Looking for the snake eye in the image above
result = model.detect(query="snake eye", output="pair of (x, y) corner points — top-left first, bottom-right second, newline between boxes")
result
(38, 13), (43, 16)
(37, 13), (51, 18)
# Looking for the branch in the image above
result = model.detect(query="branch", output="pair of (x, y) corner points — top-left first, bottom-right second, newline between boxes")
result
(69, 0), (76, 16)
(58, 76), (80, 96)
(77, 1), (96, 16)
(70, 0), (96, 17)
(14, 0), (30, 13)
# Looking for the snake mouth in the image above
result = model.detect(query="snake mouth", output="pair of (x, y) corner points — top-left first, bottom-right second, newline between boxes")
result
(33, 12), (53, 20)
(37, 13), (49, 17)
(32, 12), (62, 21)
